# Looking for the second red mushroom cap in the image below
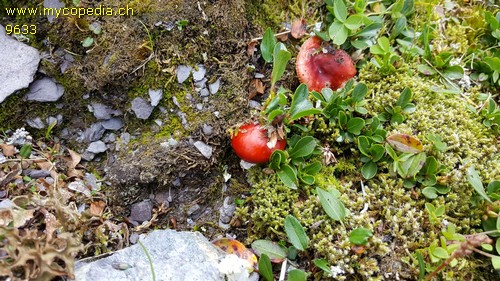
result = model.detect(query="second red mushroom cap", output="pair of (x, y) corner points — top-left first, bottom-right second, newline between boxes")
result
(296, 36), (356, 92)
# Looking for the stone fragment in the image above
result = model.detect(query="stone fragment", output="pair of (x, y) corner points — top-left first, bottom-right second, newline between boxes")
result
(74, 230), (236, 281)
(208, 78), (221, 95)
(87, 141), (107, 154)
(129, 200), (153, 222)
(22, 169), (51, 179)
(25, 77), (64, 102)
(219, 196), (236, 225)
(91, 103), (112, 120)
(26, 117), (45, 129)
(101, 118), (123, 130)
(202, 124), (213, 136)
(193, 141), (213, 159)
(192, 65), (206, 81)
(81, 151), (95, 161)
(0, 24), (40, 104)
(199, 88), (210, 97)
(131, 97), (154, 120)
(187, 204), (201, 216)
(82, 123), (105, 142)
(176, 65), (192, 83)
(148, 88), (163, 106)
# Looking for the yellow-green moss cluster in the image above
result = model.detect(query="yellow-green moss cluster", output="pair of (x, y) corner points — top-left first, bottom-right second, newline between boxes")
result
(242, 63), (499, 279)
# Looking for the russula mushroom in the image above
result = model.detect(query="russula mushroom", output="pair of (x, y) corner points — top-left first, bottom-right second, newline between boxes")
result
(296, 36), (356, 92)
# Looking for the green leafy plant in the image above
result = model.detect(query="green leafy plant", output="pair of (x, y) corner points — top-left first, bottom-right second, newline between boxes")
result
(316, 186), (348, 224)
(284, 215), (309, 251)
(258, 254), (274, 281)
(378, 88), (415, 124)
(349, 227), (373, 245)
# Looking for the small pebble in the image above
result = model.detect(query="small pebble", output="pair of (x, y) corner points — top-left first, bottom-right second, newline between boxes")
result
(192, 64), (206, 81)
(26, 117), (45, 129)
(199, 88), (210, 97)
(208, 78), (220, 95)
(149, 89), (163, 106)
(87, 141), (107, 154)
(202, 124), (213, 136)
(131, 97), (154, 120)
(176, 65), (192, 83)
(102, 118), (123, 130)
(193, 141), (213, 159)
(129, 200), (153, 223)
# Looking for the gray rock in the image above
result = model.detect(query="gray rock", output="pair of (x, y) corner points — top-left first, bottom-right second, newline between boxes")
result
(131, 97), (154, 120)
(46, 116), (59, 126)
(73, 229), (250, 281)
(176, 65), (192, 83)
(194, 78), (207, 90)
(219, 196), (236, 225)
(0, 153), (6, 164)
(192, 65), (206, 81)
(26, 117), (45, 129)
(187, 204), (201, 216)
(81, 151), (95, 161)
(195, 103), (203, 110)
(248, 100), (261, 109)
(193, 141), (213, 159)
(202, 124), (214, 136)
(43, 0), (65, 23)
(254, 73), (265, 79)
(120, 132), (131, 144)
(60, 53), (74, 73)
(102, 133), (116, 143)
(84, 173), (100, 191)
(25, 77), (64, 102)
(209, 78), (221, 95)
(91, 103), (112, 120)
(148, 89), (162, 106)
(101, 118), (123, 131)
(87, 141), (107, 154)
(0, 25), (40, 104)
(199, 88), (210, 97)
(83, 123), (105, 142)
(22, 169), (50, 179)
(129, 200), (153, 222)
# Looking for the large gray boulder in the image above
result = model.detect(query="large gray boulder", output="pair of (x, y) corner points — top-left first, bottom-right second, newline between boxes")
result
(73, 229), (253, 281)
(0, 25), (40, 104)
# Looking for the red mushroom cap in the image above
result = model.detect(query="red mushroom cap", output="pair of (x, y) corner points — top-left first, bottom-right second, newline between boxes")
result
(296, 36), (356, 92)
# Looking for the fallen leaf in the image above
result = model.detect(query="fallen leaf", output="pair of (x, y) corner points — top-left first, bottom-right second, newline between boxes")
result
(291, 18), (307, 39)
(247, 40), (258, 57)
(40, 208), (59, 242)
(248, 79), (266, 100)
(212, 238), (258, 270)
(276, 32), (288, 42)
(35, 160), (52, 171)
(255, 79), (266, 94)
(0, 144), (15, 157)
(67, 180), (91, 197)
(67, 148), (81, 169)
(386, 133), (423, 153)
(90, 200), (106, 217)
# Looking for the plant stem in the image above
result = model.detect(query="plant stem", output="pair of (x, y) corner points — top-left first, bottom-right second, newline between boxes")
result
(138, 240), (156, 281)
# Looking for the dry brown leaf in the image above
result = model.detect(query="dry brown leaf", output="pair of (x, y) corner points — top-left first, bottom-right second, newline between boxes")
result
(0, 207), (35, 228)
(276, 32), (289, 42)
(90, 200), (106, 217)
(67, 149), (81, 169)
(291, 18), (307, 39)
(255, 79), (266, 94)
(248, 79), (266, 100)
(0, 144), (15, 157)
(40, 208), (59, 241)
(35, 160), (52, 171)
(67, 168), (84, 179)
(247, 40), (258, 57)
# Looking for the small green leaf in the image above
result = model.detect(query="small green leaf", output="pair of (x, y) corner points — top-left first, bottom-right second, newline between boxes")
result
(345, 14), (364, 30)
(82, 37), (94, 47)
(496, 238), (500, 253)
(289, 84), (322, 122)
(357, 136), (371, 157)
(288, 269), (308, 281)
(314, 259), (332, 274)
(258, 254), (274, 281)
(284, 215), (309, 251)
(396, 88), (412, 107)
(271, 46), (291, 86)
(251, 240), (287, 262)
(333, 0), (347, 22)
(466, 166), (492, 203)
(261, 28), (276, 63)
(422, 186), (438, 199)
(361, 161), (377, 179)
(351, 83), (368, 102)
(349, 227), (373, 245)
(302, 161), (322, 175)
(432, 247), (449, 259)
(443, 65), (464, 80)
(288, 136), (317, 159)
(484, 57), (500, 72)
(370, 144), (385, 162)
(20, 144), (32, 158)
(277, 164), (298, 189)
(347, 117), (365, 135)
(417, 64), (436, 75)
(316, 187), (347, 222)
(329, 22), (349, 45)
(492, 256), (500, 270)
